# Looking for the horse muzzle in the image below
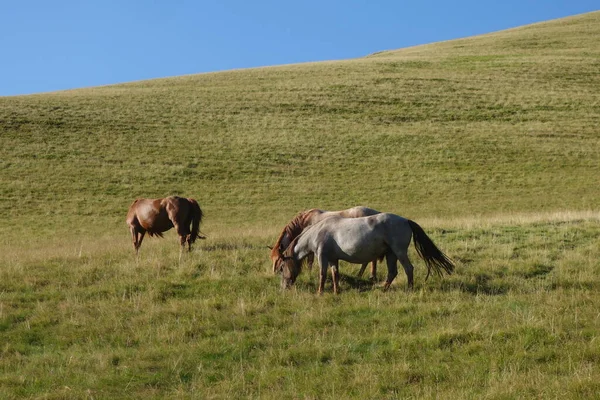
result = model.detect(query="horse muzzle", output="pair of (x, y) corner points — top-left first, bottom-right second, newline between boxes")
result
(280, 276), (295, 290)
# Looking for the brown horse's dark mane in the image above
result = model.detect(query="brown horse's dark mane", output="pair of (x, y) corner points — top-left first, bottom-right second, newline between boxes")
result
(282, 235), (301, 258)
(280, 235), (304, 275)
(271, 209), (319, 257)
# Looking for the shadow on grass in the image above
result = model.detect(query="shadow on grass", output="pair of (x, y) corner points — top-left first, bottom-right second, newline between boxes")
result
(291, 272), (377, 294)
(201, 242), (262, 252)
(340, 273), (379, 292)
(439, 276), (510, 296)
(292, 270), (518, 296)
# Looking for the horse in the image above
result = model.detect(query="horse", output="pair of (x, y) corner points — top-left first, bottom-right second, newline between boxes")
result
(126, 196), (205, 257)
(277, 213), (454, 294)
(269, 206), (382, 279)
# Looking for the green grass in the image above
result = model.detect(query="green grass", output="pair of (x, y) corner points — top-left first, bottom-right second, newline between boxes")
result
(1, 216), (599, 398)
(1, 10), (600, 399)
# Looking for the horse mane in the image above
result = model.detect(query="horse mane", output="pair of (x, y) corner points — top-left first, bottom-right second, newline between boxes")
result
(282, 235), (301, 258)
(281, 235), (305, 273)
(270, 209), (319, 259)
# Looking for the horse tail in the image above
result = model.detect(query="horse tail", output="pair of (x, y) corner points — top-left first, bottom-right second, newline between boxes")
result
(189, 198), (205, 244)
(407, 220), (454, 280)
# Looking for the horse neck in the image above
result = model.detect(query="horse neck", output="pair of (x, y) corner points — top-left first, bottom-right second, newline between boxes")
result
(275, 211), (317, 250)
(294, 230), (317, 261)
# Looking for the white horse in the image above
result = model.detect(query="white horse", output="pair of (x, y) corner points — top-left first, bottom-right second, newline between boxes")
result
(277, 213), (454, 294)
(269, 206), (382, 278)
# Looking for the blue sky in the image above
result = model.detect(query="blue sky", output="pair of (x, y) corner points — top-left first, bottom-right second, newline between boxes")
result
(1, 1), (597, 96)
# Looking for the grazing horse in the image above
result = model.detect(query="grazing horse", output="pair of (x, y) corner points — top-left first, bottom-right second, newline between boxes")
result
(269, 206), (382, 279)
(126, 196), (205, 256)
(277, 213), (454, 294)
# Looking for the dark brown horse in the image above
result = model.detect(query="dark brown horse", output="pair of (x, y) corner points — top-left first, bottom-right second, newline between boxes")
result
(269, 207), (382, 279)
(126, 196), (205, 256)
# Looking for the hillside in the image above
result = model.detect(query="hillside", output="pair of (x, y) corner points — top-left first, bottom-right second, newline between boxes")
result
(1, 11), (600, 399)
(1, 11), (599, 240)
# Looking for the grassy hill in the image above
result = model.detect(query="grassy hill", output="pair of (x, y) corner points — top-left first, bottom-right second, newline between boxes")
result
(1, 11), (599, 399)
(2, 11), (599, 235)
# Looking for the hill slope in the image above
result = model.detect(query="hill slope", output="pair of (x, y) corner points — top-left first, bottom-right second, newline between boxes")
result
(1, 11), (599, 239)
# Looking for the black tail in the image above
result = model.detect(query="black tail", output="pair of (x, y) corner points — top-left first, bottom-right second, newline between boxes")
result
(407, 220), (454, 280)
(188, 198), (205, 244)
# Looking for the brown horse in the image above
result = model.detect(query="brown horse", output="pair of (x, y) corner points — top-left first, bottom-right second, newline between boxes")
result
(269, 206), (381, 278)
(126, 196), (205, 256)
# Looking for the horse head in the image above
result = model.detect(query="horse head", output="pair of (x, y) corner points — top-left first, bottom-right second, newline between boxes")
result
(278, 243), (301, 290)
(270, 211), (314, 274)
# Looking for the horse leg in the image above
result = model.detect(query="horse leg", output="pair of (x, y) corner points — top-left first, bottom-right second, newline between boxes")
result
(307, 253), (315, 272)
(330, 261), (340, 294)
(357, 263), (368, 278)
(184, 218), (194, 252)
(370, 259), (377, 281)
(397, 252), (414, 290)
(186, 234), (193, 252)
(137, 231), (146, 255)
(317, 255), (329, 295)
(383, 252), (398, 291)
(130, 226), (138, 253)
(130, 226), (145, 255)
(166, 204), (192, 254)
(170, 221), (189, 262)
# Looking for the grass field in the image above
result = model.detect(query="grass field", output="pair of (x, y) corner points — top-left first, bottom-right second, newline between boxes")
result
(1, 11), (600, 399)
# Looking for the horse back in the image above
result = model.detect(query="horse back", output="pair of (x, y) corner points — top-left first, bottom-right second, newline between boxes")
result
(126, 198), (155, 225)
(127, 197), (172, 234)
(337, 206), (380, 218)
(321, 214), (403, 247)
(306, 216), (386, 263)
